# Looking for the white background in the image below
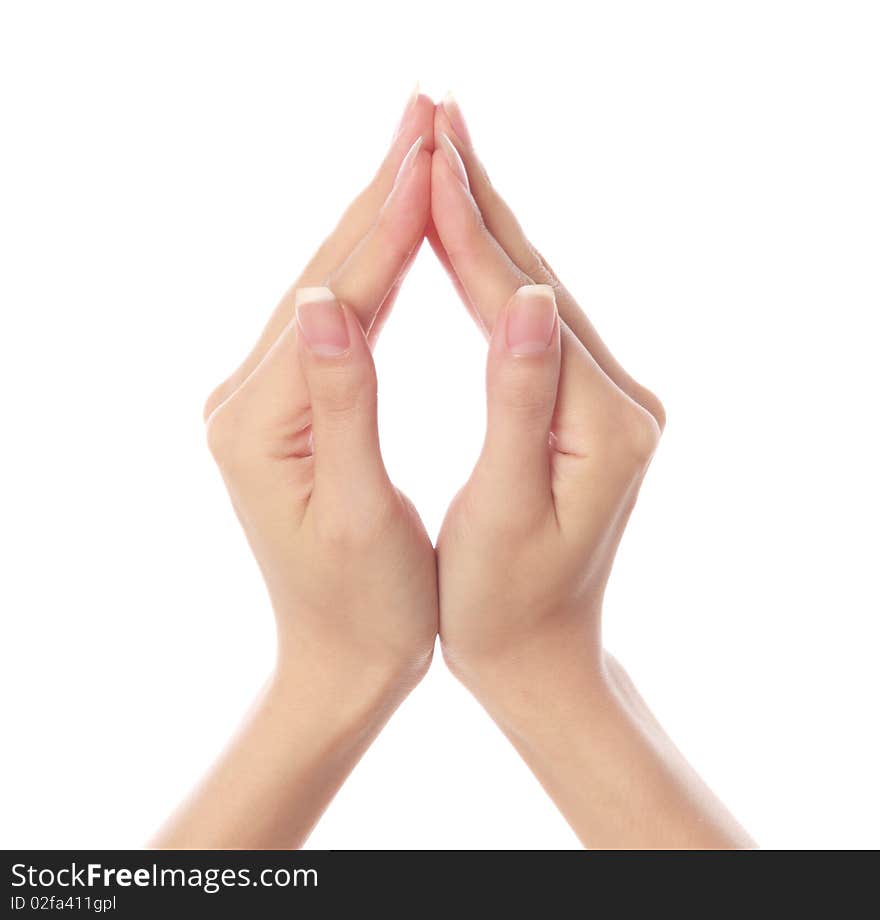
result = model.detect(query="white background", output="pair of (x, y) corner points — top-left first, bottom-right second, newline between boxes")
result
(1, 1), (878, 849)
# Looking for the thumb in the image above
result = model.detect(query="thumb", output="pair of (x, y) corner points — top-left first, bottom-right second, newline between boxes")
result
(295, 286), (389, 505)
(474, 284), (561, 513)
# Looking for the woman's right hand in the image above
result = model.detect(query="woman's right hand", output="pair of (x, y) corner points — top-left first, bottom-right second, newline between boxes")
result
(203, 91), (438, 678)
(155, 93), (438, 849)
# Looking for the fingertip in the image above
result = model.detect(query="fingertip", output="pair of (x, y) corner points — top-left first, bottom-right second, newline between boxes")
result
(392, 136), (423, 186)
(432, 100), (446, 150)
(501, 284), (559, 357)
(393, 91), (436, 158)
(295, 287), (350, 358)
(488, 287), (560, 383)
(412, 93), (437, 152)
(383, 142), (432, 235)
(433, 99), (456, 150)
(438, 132), (469, 189)
(391, 136), (432, 202)
(409, 143), (434, 193)
(430, 144), (461, 205)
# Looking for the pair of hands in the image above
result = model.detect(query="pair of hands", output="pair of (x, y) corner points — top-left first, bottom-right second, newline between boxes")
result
(167, 91), (749, 850)
(203, 89), (662, 702)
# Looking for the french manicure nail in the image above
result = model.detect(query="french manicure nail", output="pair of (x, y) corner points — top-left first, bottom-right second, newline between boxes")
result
(506, 285), (557, 355)
(442, 92), (472, 147)
(393, 81), (420, 141)
(393, 136), (423, 189)
(295, 287), (350, 356)
(439, 132), (469, 190)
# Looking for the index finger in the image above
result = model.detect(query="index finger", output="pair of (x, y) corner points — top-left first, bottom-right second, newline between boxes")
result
(205, 91), (435, 419)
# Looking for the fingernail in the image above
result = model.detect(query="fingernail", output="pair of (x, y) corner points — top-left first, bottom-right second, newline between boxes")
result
(393, 81), (420, 140)
(295, 287), (350, 356)
(439, 132), (469, 190)
(393, 136), (423, 189)
(506, 285), (557, 355)
(442, 92), (472, 147)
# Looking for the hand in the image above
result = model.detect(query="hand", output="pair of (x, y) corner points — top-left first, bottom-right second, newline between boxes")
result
(155, 90), (750, 850)
(155, 92), (438, 848)
(430, 97), (751, 849)
(430, 97), (664, 679)
(204, 94), (437, 678)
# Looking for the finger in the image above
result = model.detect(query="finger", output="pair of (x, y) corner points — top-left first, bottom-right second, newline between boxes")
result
(434, 97), (665, 430)
(207, 135), (429, 470)
(326, 136), (431, 334)
(431, 132), (529, 328)
(366, 236), (425, 347)
(431, 143), (629, 457)
(426, 218), (479, 328)
(294, 287), (389, 505)
(204, 91), (435, 420)
(472, 285), (561, 517)
(301, 89), (434, 285)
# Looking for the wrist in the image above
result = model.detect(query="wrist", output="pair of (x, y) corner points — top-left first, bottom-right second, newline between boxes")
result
(449, 642), (754, 849)
(273, 629), (433, 719)
(154, 639), (430, 850)
(441, 615), (606, 725)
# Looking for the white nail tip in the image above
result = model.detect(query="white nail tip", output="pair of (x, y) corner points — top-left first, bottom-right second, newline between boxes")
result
(514, 284), (556, 302)
(294, 286), (337, 308)
(508, 340), (551, 356)
(393, 136), (423, 188)
(439, 132), (468, 189)
(392, 82), (421, 143)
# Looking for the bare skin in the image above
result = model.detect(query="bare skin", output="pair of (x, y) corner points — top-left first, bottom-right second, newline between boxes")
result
(153, 91), (438, 849)
(431, 96), (753, 849)
(154, 92), (753, 850)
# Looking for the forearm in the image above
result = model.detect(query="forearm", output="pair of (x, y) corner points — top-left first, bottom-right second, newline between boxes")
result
(452, 632), (753, 850)
(153, 647), (424, 849)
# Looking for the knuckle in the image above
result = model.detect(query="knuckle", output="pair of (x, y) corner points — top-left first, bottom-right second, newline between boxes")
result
(620, 374), (666, 434)
(620, 403), (662, 465)
(602, 399), (662, 467)
(202, 380), (229, 422)
(640, 387), (667, 433)
(204, 403), (247, 467)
